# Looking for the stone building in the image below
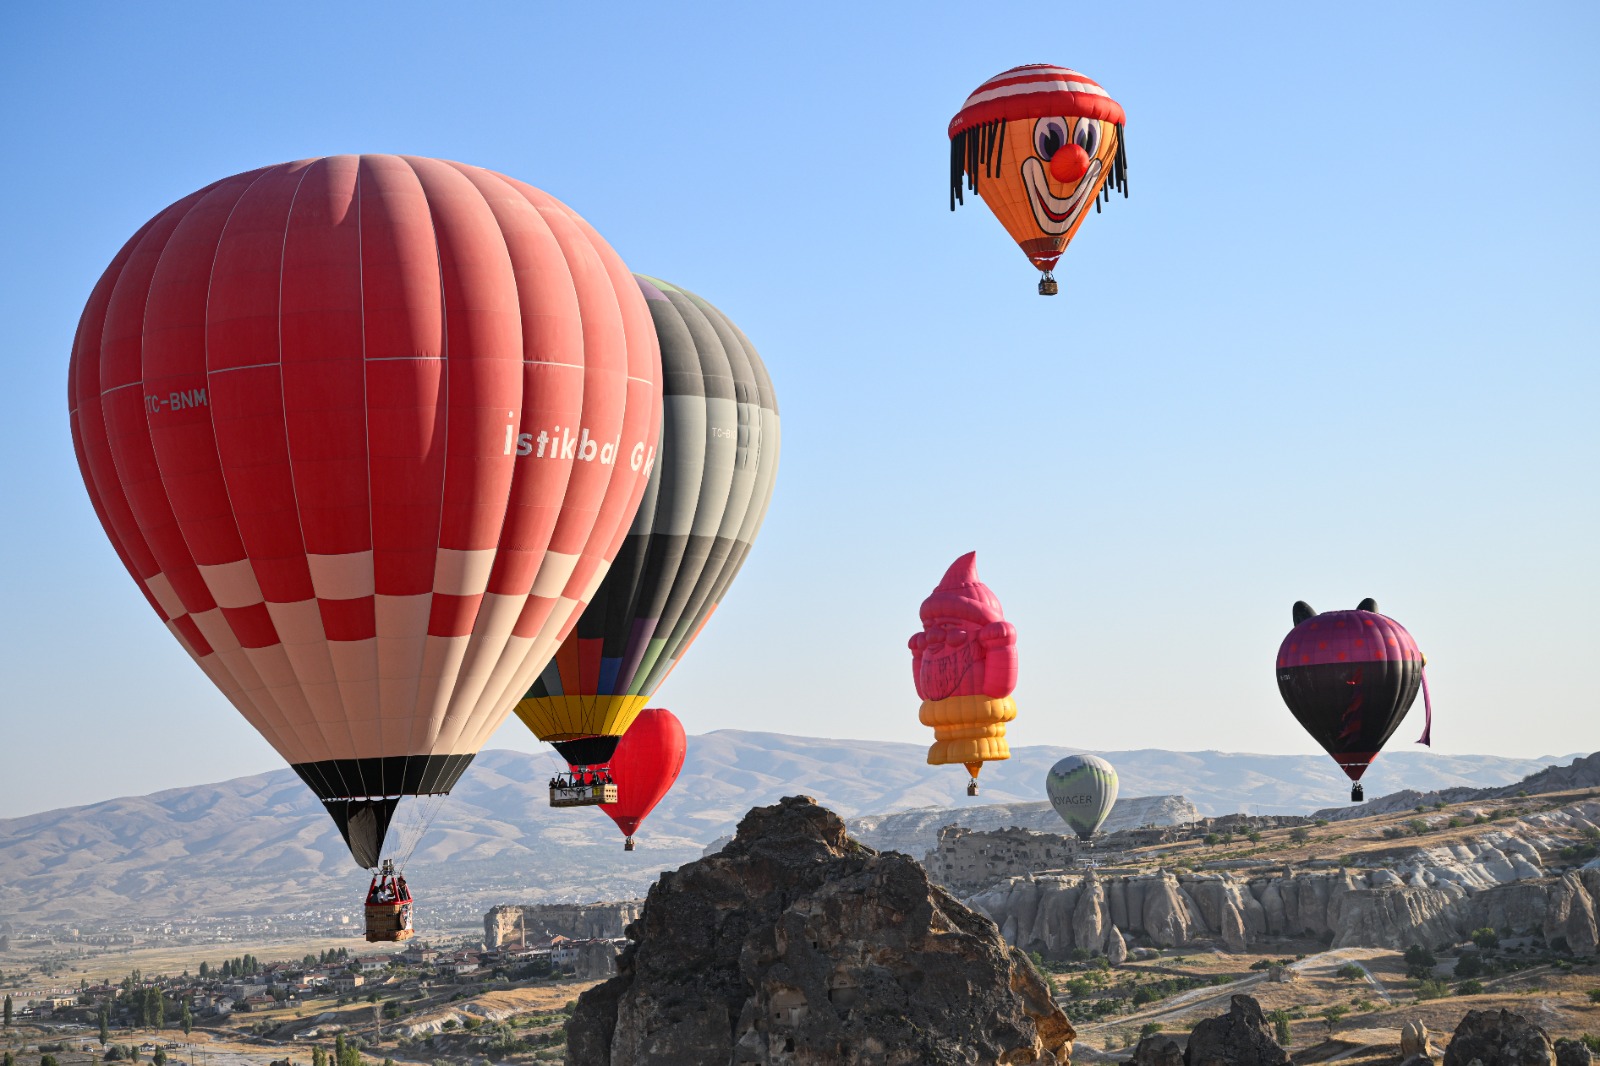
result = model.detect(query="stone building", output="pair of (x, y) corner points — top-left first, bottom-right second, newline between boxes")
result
(924, 825), (1080, 894)
(483, 901), (643, 949)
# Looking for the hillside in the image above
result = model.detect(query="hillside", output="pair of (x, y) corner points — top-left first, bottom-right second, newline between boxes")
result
(0, 733), (1577, 925)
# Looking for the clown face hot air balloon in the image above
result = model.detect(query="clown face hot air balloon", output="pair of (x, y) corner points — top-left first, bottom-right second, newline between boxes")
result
(1276, 599), (1433, 802)
(949, 64), (1129, 295)
(67, 156), (662, 883)
(1045, 754), (1119, 842)
(910, 552), (1018, 795)
(514, 277), (779, 795)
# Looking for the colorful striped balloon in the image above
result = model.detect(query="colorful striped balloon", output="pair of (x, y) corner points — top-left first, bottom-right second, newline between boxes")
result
(514, 276), (779, 760)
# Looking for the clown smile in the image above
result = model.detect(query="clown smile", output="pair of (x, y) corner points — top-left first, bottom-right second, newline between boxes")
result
(1022, 155), (1101, 235)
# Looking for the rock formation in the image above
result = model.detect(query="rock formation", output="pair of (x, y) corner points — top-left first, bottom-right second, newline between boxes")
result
(1442, 1009), (1555, 1066)
(965, 807), (1600, 959)
(1130, 1033), (1185, 1066)
(483, 901), (641, 948)
(841, 794), (1202, 858)
(567, 795), (1072, 1065)
(1402, 1019), (1439, 1066)
(1554, 1039), (1594, 1066)
(1184, 995), (1290, 1066)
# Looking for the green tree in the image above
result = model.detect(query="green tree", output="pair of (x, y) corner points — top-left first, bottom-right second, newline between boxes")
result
(1457, 980), (1485, 995)
(1455, 953), (1485, 979)
(3, 993), (11, 1027)
(1267, 1009), (1292, 1046)
(1404, 944), (1437, 979)
(1321, 1005), (1348, 1032)
(41, 1056), (59, 1066)
(100, 1003), (111, 1046)
(1336, 964), (1366, 981)
(180, 1001), (191, 1037)
(1204, 834), (1220, 847)
(1289, 827), (1311, 844)
(1139, 1022), (1163, 1038)
(3, 1050), (12, 1066)
(1587, 989), (1600, 1004)
(152, 1050), (166, 1066)
(1472, 928), (1501, 950)
(312, 1048), (327, 1066)
(1247, 831), (1262, 843)
(198, 963), (208, 979)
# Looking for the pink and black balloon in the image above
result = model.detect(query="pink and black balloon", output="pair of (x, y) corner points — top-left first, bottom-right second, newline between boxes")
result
(1275, 599), (1432, 802)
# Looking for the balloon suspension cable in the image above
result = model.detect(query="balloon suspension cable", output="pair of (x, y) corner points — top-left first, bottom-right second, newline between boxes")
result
(393, 792), (449, 873)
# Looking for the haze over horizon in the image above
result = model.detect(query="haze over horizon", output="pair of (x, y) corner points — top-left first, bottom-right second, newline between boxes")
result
(2, 4), (1594, 819)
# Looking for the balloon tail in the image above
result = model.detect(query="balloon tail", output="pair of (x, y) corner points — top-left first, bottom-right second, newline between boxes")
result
(1416, 668), (1433, 746)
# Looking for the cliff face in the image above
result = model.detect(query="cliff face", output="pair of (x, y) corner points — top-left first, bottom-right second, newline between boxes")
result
(483, 901), (642, 948)
(567, 795), (1072, 1066)
(968, 853), (1600, 958)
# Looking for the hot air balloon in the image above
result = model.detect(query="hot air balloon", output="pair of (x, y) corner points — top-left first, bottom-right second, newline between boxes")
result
(66, 156), (663, 928)
(949, 64), (1129, 295)
(514, 276), (779, 800)
(910, 553), (1018, 796)
(602, 707), (687, 850)
(1045, 754), (1119, 843)
(1276, 599), (1432, 802)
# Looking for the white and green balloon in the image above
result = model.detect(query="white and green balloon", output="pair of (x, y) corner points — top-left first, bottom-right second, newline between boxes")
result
(1045, 754), (1119, 841)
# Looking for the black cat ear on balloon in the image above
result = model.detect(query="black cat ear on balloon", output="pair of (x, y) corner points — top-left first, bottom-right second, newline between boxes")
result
(1357, 598), (1378, 613)
(1292, 601), (1318, 625)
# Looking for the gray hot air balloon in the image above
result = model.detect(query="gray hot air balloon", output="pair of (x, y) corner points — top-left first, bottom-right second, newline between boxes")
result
(513, 276), (781, 775)
(1045, 754), (1120, 842)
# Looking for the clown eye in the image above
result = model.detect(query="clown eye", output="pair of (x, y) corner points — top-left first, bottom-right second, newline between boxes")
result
(1074, 119), (1102, 158)
(1033, 117), (1069, 160)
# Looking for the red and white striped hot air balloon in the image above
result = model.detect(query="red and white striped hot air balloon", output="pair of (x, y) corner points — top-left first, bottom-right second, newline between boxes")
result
(67, 155), (662, 873)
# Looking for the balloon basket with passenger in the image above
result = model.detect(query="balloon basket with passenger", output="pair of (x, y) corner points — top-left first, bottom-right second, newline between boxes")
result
(364, 859), (414, 943)
(549, 767), (619, 808)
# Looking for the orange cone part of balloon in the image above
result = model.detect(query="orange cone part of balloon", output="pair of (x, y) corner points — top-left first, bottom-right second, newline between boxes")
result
(909, 553), (1018, 792)
(949, 64), (1128, 290)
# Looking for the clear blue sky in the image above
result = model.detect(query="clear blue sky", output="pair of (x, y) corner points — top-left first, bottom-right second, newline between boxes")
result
(2, 3), (1595, 819)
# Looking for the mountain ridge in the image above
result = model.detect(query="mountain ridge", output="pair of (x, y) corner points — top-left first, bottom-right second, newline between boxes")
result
(0, 732), (1579, 925)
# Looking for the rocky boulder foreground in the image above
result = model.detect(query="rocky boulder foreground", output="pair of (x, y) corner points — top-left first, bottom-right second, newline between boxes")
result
(566, 795), (1072, 1065)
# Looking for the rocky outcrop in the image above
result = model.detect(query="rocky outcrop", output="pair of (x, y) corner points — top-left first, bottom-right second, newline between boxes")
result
(484, 901), (642, 948)
(1554, 1039), (1594, 1066)
(1402, 1020), (1440, 1066)
(1184, 995), (1289, 1066)
(1543, 870), (1600, 954)
(567, 795), (1072, 1066)
(1442, 1009), (1554, 1066)
(1131, 1034), (1185, 1066)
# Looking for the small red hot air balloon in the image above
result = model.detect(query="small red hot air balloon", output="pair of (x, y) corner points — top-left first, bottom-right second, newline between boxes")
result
(600, 707), (686, 850)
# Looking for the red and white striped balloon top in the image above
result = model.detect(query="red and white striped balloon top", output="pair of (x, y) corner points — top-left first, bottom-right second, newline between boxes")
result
(949, 64), (1126, 138)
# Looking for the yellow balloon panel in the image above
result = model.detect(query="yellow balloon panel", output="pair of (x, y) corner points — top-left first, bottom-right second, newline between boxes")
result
(513, 693), (650, 742)
(919, 694), (1016, 769)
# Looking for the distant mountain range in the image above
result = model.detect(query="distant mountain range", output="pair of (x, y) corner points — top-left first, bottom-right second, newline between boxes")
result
(0, 731), (1579, 925)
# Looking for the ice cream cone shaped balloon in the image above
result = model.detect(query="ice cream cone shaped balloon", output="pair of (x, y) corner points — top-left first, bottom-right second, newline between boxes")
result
(949, 64), (1129, 294)
(910, 553), (1018, 795)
